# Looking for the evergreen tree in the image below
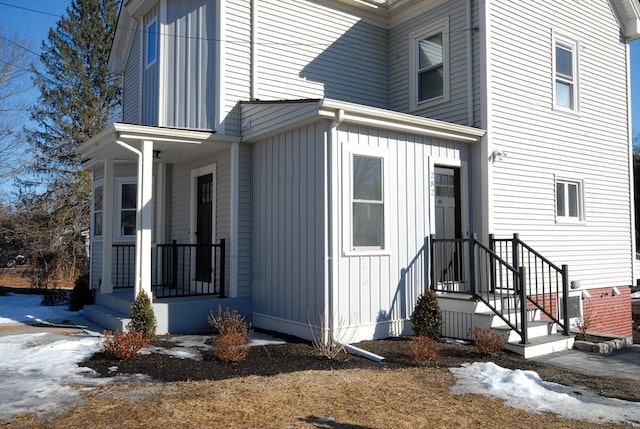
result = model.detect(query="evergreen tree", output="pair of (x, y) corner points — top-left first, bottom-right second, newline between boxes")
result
(21, 0), (120, 283)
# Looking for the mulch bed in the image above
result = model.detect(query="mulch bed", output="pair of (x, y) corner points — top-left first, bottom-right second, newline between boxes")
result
(83, 334), (640, 403)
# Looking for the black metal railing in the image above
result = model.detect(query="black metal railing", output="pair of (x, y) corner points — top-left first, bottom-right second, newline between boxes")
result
(111, 239), (226, 298)
(490, 233), (569, 336)
(430, 233), (570, 344)
(431, 233), (529, 343)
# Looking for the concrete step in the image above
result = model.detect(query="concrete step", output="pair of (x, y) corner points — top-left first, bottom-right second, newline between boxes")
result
(494, 321), (557, 343)
(96, 292), (133, 315)
(83, 303), (130, 333)
(504, 334), (575, 359)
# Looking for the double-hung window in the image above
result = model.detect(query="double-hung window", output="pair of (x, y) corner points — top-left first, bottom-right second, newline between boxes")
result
(349, 152), (387, 251)
(554, 36), (578, 111)
(410, 18), (449, 110)
(556, 178), (583, 222)
(93, 183), (103, 237)
(117, 180), (137, 238)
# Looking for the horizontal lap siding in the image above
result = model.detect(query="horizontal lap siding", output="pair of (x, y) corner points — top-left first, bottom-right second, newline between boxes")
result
(256, 0), (387, 108)
(335, 124), (469, 339)
(252, 124), (326, 325)
(488, 0), (632, 288)
(122, 21), (141, 124)
(241, 102), (321, 140)
(165, 0), (215, 129)
(389, 1), (472, 125)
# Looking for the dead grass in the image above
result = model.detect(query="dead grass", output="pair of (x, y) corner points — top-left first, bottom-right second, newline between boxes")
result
(16, 368), (630, 429)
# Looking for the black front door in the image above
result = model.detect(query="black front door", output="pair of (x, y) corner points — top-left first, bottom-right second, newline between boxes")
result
(196, 174), (213, 282)
(434, 166), (462, 282)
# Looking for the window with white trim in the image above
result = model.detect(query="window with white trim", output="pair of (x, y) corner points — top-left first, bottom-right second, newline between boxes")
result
(409, 18), (449, 110)
(93, 183), (103, 237)
(117, 180), (137, 238)
(352, 154), (385, 249)
(556, 179), (583, 222)
(554, 36), (578, 111)
(145, 19), (158, 67)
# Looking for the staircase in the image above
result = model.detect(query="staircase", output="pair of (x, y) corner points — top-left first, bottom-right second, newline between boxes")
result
(431, 233), (575, 358)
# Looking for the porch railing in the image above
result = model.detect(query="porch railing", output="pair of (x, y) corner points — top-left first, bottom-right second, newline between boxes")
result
(112, 239), (226, 298)
(431, 233), (569, 344)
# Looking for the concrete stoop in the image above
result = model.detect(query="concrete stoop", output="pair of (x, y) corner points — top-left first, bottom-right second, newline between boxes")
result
(437, 293), (575, 358)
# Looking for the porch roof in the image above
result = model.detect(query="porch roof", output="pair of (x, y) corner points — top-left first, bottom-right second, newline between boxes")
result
(78, 123), (240, 164)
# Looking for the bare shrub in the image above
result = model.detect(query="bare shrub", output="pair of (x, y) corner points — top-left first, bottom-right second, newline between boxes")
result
(575, 309), (592, 340)
(213, 331), (249, 362)
(102, 330), (149, 361)
(408, 336), (438, 362)
(472, 327), (506, 357)
(208, 306), (251, 337)
(208, 306), (251, 363)
(309, 315), (346, 360)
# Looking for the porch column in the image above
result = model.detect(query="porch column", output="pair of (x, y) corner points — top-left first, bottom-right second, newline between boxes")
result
(101, 157), (114, 294)
(135, 140), (154, 298)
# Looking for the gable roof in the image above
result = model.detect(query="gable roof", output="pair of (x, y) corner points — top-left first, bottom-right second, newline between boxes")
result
(611, 0), (640, 39)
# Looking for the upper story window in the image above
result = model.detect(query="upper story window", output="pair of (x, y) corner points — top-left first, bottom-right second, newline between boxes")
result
(93, 183), (103, 237)
(145, 19), (158, 67)
(409, 18), (450, 111)
(556, 178), (584, 223)
(553, 36), (578, 112)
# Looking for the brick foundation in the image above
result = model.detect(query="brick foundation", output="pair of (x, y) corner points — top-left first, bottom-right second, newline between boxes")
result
(582, 286), (632, 337)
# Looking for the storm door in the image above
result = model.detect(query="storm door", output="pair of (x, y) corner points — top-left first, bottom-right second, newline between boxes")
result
(434, 166), (462, 283)
(195, 173), (213, 282)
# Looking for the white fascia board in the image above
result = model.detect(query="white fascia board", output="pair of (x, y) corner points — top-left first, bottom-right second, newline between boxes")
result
(108, 11), (137, 73)
(78, 123), (238, 158)
(319, 99), (485, 142)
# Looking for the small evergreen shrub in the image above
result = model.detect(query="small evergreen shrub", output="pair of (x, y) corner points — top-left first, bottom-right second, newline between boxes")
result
(68, 273), (94, 311)
(408, 336), (438, 363)
(213, 331), (249, 362)
(472, 327), (507, 356)
(102, 330), (149, 360)
(129, 290), (156, 339)
(411, 289), (442, 340)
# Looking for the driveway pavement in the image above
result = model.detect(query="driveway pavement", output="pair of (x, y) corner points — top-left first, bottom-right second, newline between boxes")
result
(533, 346), (640, 382)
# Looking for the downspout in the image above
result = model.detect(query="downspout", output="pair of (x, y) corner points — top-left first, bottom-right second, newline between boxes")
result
(324, 109), (343, 348)
(466, 0), (474, 127)
(250, 0), (257, 100)
(116, 140), (143, 296)
(326, 108), (385, 363)
(625, 38), (637, 284)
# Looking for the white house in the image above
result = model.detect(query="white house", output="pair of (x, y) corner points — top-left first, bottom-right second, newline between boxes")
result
(80, 0), (639, 357)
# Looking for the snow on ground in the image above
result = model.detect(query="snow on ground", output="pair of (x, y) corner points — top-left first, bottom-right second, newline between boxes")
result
(1, 292), (639, 425)
(451, 362), (640, 426)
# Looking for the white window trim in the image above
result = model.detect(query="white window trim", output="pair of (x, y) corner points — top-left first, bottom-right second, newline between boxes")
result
(409, 17), (450, 111)
(552, 33), (579, 114)
(342, 145), (390, 256)
(555, 176), (586, 224)
(145, 17), (158, 69)
(115, 177), (138, 241)
(92, 179), (104, 240)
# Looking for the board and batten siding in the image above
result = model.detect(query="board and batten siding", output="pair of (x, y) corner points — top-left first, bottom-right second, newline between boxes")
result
(122, 20), (141, 124)
(334, 123), (469, 341)
(487, 0), (633, 288)
(164, 0), (216, 129)
(251, 123), (327, 334)
(142, 4), (159, 126)
(388, 0), (475, 126)
(221, 0), (252, 136)
(254, 0), (388, 109)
